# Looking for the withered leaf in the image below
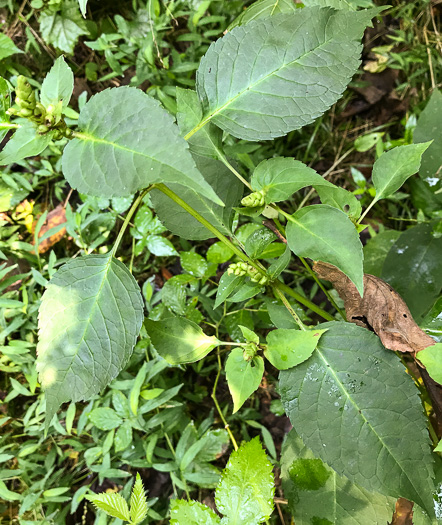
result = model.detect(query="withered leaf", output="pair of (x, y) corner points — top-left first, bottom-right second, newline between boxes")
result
(32, 205), (67, 254)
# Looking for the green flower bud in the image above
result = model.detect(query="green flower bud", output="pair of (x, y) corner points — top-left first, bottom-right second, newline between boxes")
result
(19, 108), (33, 117)
(37, 124), (49, 134)
(241, 189), (266, 208)
(243, 343), (257, 361)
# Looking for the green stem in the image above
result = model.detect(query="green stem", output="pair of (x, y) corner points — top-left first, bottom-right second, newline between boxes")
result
(112, 186), (153, 256)
(357, 198), (377, 225)
(276, 282), (334, 321)
(299, 256), (346, 320)
(219, 154), (252, 190)
(273, 283), (306, 331)
(154, 183), (261, 271)
(0, 122), (20, 130)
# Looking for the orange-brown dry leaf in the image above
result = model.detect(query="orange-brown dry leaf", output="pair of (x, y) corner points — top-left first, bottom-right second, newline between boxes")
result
(391, 498), (414, 525)
(313, 261), (435, 354)
(32, 205), (67, 254)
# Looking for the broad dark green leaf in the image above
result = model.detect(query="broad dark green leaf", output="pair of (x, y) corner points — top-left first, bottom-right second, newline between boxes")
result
(215, 437), (274, 524)
(286, 205), (364, 295)
(196, 8), (382, 141)
(264, 297), (306, 330)
(227, 0), (297, 30)
(267, 245), (291, 279)
(176, 87), (223, 160)
(41, 56), (74, 109)
(151, 154), (243, 240)
(0, 121), (54, 165)
(180, 251), (208, 278)
(225, 348), (264, 413)
(281, 429), (396, 525)
(417, 343), (442, 384)
(227, 281), (262, 303)
(0, 34), (22, 60)
(304, 0), (356, 9)
(36, 254), (144, 427)
(251, 157), (335, 204)
(245, 227), (276, 258)
(363, 230), (401, 276)
(381, 222), (442, 319)
(145, 316), (220, 364)
(62, 87), (222, 203)
(170, 499), (220, 525)
(414, 89), (442, 184)
(40, 0), (88, 54)
(265, 328), (326, 370)
(207, 242), (234, 264)
(371, 143), (432, 204)
(279, 322), (435, 514)
(214, 273), (245, 309)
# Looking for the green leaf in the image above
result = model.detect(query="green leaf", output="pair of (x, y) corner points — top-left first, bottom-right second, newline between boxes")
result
(39, 0), (88, 54)
(145, 235), (178, 256)
(239, 325), (260, 344)
(413, 89), (442, 183)
(316, 185), (362, 220)
(228, 0), (297, 30)
(225, 348), (264, 413)
(304, 0), (356, 9)
(114, 420), (133, 453)
(279, 322), (435, 514)
(0, 480), (22, 501)
(176, 87), (223, 160)
(251, 157), (335, 204)
(244, 227), (276, 259)
(130, 473), (148, 524)
(170, 499), (220, 525)
(281, 429), (396, 525)
(0, 77), (11, 140)
(363, 229), (401, 276)
(180, 251), (208, 278)
(89, 407), (122, 430)
(214, 272), (245, 309)
(86, 492), (130, 521)
(151, 154), (243, 240)
(227, 281), (262, 303)
(371, 142), (432, 203)
(36, 253), (144, 427)
(62, 87), (222, 203)
(286, 205), (364, 295)
(264, 328), (327, 370)
(196, 8), (382, 141)
(420, 297), (442, 344)
(215, 437), (274, 524)
(0, 121), (53, 165)
(418, 343), (442, 384)
(267, 245), (291, 279)
(78, 0), (88, 16)
(0, 34), (22, 61)
(381, 222), (442, 319)
(207, 242), (234, 264)
(41, 56), (74, 110)
(145, 316), (220, 364)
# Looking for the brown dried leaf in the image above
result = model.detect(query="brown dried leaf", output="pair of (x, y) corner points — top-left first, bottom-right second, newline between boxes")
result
(313, 261), (435, 354)
(32, 205), (67, 254)
(391, 498), (414, 525)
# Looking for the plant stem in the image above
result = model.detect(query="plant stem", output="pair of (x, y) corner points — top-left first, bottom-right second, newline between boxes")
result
(273, 283), (307, 331)
(219, 154), (252, 190)
(212, 348), (238, 451)
(276, 282), (334, 321)
(112, 186), (153, 256)
(0, 122), (20, 130)
(357, 198), (377, 225)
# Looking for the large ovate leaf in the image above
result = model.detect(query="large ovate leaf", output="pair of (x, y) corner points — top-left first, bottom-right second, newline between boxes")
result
(251, 157), (334, 204)
(227, 0), (297, 30)
(225, 348), (264, 413)
(279, 322), (435, 514)
(281, 429), (396, 525)
(286, 205), (364, 295)
(144, 316), (220, 364)
(264, 328), (327, 370)
(418, 343), (442, 385)
(170, 499), (220, 525)
(41, 56), (74, 109)
(413, 89), (442, 184)
(371, 142), (432, 204)
(381, 222), (442, 319)
(196, 7), (383, 141)
(36, 253), (144, 427)
(215, 437), (274, 524)
(0, 121), (54, 165)
(62, 87), (222, 203)
(151, 154), (243, 240)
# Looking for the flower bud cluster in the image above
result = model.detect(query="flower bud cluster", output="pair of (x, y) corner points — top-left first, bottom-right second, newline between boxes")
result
(241, 189), (266, 208)
(227, 262), (269, 285)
